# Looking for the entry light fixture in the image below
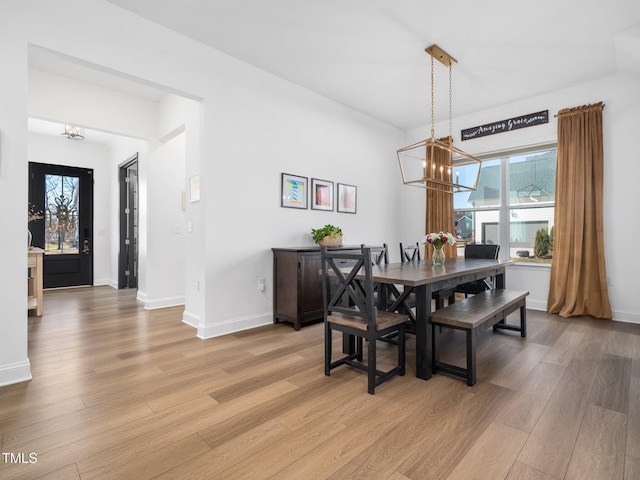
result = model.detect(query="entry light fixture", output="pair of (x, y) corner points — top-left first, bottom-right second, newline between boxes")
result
(62, 124), (84, 140)
(397, 45), (481, 193)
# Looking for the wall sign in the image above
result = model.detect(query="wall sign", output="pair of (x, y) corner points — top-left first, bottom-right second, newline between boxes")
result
(461, 110), (549, 141)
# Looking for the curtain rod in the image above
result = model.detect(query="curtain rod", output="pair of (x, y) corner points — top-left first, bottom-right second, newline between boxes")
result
(553, 103), (605, 118)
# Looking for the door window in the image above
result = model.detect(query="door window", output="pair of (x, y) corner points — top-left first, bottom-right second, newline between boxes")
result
(44, 174), (80, 254)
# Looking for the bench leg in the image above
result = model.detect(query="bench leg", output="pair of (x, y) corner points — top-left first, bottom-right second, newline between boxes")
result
(466, 329), (477, 386)
(520, 304), (527, 337)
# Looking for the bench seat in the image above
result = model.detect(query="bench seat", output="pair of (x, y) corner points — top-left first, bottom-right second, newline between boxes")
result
(431, 289), (529, 386)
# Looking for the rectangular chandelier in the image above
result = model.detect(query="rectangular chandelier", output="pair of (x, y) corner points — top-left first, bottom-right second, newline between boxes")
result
(397, 136), (481, 193)
(397, 44), (481, 193)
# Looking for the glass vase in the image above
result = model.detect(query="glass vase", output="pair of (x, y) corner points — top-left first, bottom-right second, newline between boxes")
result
(432, 245), (445, 266)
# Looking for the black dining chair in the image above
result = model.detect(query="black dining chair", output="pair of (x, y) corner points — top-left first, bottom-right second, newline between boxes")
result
(321, 247), (407, 394)
(361, 243), (396, 307)
(361, 243), (389, 266)
(399, 242), (421, 262)
(455, 243), (500, 296)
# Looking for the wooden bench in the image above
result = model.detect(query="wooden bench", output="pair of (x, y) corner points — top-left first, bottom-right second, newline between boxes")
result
(431, 289), (529, 386)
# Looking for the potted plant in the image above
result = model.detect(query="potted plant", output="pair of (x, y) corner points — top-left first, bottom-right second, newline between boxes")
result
(311, 224), (343, 247)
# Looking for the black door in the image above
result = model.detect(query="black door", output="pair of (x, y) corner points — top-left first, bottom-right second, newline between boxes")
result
(29, 162), (94, 288)
(118, 156), (138, 289)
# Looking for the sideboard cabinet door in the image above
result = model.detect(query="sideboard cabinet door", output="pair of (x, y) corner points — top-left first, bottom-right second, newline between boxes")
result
(272, 248), (324, 330)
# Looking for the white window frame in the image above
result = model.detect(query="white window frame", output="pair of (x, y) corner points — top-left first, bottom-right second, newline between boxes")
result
(454, 142), (557, 263)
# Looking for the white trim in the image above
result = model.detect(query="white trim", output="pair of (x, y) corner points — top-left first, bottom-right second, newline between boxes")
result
(0, 360), (32, 387)
(136, 290), (147, 303)
(143, 295), (185, 310)
(612, 309), (640, 325)
(182, 310), (200, 329)
(506, 263), (638, 324)
(197, 312), (272, 339)
(93, 277), (114, 287)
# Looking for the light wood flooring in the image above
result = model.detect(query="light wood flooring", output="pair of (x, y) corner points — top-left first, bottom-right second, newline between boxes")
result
(1, 286), (639, 479)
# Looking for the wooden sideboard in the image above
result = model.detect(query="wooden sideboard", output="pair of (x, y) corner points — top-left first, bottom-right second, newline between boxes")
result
(28, 248), (44, 316)
(272, 246), (359, 330)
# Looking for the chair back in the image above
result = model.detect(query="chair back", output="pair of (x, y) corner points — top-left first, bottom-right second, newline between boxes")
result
(361, 243), (389, 266)
(322, 248), (376, 325)
(400, 242), (421, 262)
(464, 243), (500, 260)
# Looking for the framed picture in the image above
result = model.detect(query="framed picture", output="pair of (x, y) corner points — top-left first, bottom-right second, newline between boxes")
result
(337, 183), (357, 214)
(281, 173), (308, 209)
(311, 178), (334, 211)
(189, 175), (200, 203)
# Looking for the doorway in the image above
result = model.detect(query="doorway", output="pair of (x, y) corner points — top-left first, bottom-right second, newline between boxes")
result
(118, 155), (139, 289)
(28, 162), (94, 288)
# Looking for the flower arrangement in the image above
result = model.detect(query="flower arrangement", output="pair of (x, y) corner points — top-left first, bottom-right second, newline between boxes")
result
(424, 232), (456, 248)
(28, 203), (44, 223)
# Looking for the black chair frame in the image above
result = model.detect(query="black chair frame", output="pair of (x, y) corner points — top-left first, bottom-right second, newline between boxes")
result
(322, 247), (406, 394)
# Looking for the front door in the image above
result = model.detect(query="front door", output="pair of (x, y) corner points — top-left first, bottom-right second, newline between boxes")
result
(29, 162), (94, 288)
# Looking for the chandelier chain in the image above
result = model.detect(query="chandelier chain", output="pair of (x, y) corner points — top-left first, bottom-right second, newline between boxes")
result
(449, 64), (453, 144)
(430, 54), (435, 139)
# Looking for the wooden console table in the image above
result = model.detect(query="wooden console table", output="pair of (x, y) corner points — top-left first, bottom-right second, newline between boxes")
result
(28, 248), (44, 316)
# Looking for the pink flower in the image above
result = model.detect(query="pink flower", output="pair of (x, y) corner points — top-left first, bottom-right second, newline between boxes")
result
(424, 232), (455, 248)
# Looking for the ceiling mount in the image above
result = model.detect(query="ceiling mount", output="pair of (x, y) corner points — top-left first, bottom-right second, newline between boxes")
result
(425, 44), (457, 67)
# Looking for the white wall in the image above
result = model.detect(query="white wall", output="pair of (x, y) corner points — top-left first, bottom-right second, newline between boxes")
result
(199, 65), (403, 337)
(0, 31), (30, 386)
(401, 73), (640, 322)
(144, 131), (186, 308)
(29, 60), (195, 307)
(29, 67), (158, 141)
(0, 0), (404, 385)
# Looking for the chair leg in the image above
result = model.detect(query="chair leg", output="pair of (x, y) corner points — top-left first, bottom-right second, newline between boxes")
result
(398, 326), (406, 376)
(367, 335), (376, 395)
(324, 322), (331, 376)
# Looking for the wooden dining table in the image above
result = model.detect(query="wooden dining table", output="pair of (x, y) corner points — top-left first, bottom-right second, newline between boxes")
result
(369, 258), (512, 380)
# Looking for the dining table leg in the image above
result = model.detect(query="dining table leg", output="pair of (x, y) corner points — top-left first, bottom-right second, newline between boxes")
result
(415, 284), (433, 380)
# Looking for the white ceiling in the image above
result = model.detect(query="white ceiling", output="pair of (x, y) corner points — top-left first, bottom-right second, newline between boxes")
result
(30, 0), (640, 133)
(102, 0), (640, 130)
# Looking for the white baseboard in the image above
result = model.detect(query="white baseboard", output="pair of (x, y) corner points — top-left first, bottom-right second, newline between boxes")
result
(526, 297), (639, 324)
(182, 310), (200, 329)
(0, 360), (32, 387)
(611, 308), (640, 324)
(143, 295), (185, 310)
(196, 312), (272, 339)
(524, 298), (548, 312)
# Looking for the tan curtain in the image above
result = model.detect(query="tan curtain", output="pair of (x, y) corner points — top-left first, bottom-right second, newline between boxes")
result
(425, 136), (457, 259)
(547, 102), (612, 320)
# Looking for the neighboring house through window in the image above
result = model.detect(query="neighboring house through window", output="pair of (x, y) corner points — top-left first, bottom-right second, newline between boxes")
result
(453, 143), (557, 263)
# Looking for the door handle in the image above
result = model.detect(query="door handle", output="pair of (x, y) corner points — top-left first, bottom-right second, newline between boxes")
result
(83, 239), (90, 254)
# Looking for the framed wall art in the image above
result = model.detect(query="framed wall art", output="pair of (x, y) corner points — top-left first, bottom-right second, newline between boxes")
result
(337, 183), (357, 214)
(311, 178), (334, 211)
(281, 173), (308, 209)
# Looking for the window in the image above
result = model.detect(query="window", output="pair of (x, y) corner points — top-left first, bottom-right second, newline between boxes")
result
(44, 174), (80, 254)
(454, 143), (556, 263)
